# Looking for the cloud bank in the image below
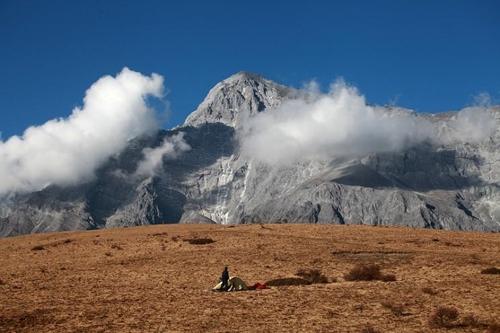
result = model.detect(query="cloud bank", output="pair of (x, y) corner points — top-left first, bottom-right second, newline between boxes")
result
(240, 80), (495, 165)
(0, 67), (168, 196)
(135, 133), (191, 177)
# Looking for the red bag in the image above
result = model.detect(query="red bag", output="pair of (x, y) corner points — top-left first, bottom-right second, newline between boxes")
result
(249, 282), (268, 290)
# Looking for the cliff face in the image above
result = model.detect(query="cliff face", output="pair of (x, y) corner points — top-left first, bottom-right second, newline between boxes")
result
(1, 72), (499, 236)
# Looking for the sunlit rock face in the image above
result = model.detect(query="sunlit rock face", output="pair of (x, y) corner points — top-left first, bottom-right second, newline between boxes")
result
(1, 72), (499, 236)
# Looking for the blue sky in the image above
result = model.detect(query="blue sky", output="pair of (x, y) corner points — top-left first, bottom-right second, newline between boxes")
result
(1, 0), (499, 138)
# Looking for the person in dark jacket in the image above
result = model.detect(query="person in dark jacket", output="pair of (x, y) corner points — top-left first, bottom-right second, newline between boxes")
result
(220, 266), (230, 291)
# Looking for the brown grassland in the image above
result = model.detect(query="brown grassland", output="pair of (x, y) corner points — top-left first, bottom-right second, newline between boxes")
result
(0, 224), (499, 332)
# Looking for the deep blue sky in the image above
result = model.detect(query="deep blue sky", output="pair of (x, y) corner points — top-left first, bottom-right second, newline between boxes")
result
(1, 0), (499, 138)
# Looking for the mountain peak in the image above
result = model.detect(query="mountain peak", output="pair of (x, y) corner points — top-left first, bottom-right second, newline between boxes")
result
(223, 71), (263, 83)
(184, 72), (291, 128)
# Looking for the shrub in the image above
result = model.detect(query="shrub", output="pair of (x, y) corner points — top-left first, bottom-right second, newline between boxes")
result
(345, 264), (381, 281)
(428, 306), (459, 328)
(360, 325), (380, 333)
(184, 238), (215, 245)
(422, 287), (438, 295)
(265, 277), (311, 286)
(381, 301), (405, 316)
(111, 244), (123, 250)
(151, 232), (168, 237)
(488, 323), (500, 333)
(380, 274), (396, 282)
(344, 264), (395, 282)
(481, 267), (500, 274)
(296, 269), (329, 284)
(461, 314), (480, 328)
(325, 309), (337, 318)
(31, 245), (45, 251)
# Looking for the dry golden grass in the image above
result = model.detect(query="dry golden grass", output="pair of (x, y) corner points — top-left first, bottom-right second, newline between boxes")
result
(0, 224), (499, 332)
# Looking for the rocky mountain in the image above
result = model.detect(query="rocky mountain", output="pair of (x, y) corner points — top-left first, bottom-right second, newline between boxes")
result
(1, 72), (499, 236)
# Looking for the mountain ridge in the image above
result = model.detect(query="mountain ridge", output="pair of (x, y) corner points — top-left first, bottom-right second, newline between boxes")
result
(1, 73), (499, 237)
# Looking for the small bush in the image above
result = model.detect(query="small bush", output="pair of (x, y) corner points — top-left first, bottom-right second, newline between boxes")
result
(0, 278), (5, 285)
(265, 277), (311, 286)
(481, 267), (500, 274)
(151, 232), (168, 237)
(296, 269), (329, 284)
(111, 244), (123, 250)
(428, 306), (459, 328)
(422, 287), (439, 295)
(488, 323), (500, 333)
(381, 301), (405, 316)
(31, 245), (45, 251)
(360, 325), (380, 333)
(380, 274), (396, 282)
(184, 238), (215, 245)
(344, 264), (395, 282)
(345, 264), (380, 281)
(325, 309), (337, 318)
(461, 314), (480, 328)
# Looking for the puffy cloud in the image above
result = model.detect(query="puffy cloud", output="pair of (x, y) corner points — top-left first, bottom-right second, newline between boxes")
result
(437, 106), (496, 144)
(134, 133), (191, 177)
(239, 80), (495, 165)
(0, 67), (165, 195)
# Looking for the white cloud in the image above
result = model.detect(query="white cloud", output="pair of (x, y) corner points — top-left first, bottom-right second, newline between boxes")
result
(437, 106), (496, 144)
(134, 132), (191, 177)
(0, 67), (165, 195)
(239, 80), (495, 165)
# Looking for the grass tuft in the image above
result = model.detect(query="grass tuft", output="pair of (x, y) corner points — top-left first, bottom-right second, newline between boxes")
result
(360, 325), (380, 333)
(265, 277), (311, 286)
(428, 306), (459, 328)
(421, 287), (439, 295)
(344, 264), (395, 282)
(381, 301), (405, 316)
(488, 323), (500, 333)
(296, 268), (329, 284)
(481, 267), (500, 274)
(184, 238), (215, 245)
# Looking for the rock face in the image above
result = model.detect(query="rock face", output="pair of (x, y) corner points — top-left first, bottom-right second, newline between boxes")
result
(184, 72), (291, 127)
(1, 72), (499, 236)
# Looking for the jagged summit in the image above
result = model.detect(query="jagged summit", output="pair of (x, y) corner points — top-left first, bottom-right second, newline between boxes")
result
(223, 71), (265, 83)
(184, 71), (291, 128)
